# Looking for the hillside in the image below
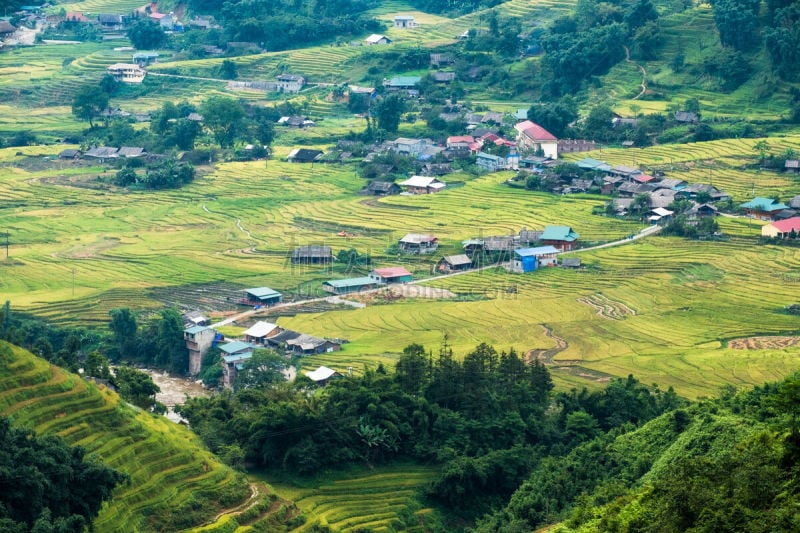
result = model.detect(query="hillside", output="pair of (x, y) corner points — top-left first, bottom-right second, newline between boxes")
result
(0, 340), (292, 532)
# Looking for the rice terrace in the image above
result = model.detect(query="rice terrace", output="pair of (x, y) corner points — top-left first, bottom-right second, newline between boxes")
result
(2, 0), (800, 530)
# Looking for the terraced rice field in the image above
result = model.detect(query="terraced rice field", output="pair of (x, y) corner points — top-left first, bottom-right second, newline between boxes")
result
(0, 341), (279, 532)
(269, 465), (437, 532)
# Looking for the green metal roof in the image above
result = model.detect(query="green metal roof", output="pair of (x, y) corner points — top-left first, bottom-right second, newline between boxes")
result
(220, 341), (254, 355)
(541, 225), (580, 242)
(246, 287), (281, 298)
(184, 325), (208, 334)
(323, 277), (377, 289)
(740, 197), (789, 211)
(388, 76), (421, 87)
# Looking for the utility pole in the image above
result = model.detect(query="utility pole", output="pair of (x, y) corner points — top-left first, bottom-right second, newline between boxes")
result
(72, 269), (76, 296)
(4, 232), (8, 259)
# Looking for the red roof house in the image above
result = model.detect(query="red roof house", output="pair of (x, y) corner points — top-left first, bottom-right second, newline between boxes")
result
(514, 120), (558, 159)
(762, 217), (800, 238)
(369, 267), (413, 283)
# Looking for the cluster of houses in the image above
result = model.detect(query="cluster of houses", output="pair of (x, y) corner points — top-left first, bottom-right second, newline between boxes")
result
(183, 286), (345, 388)
(57, 145), (152, 162)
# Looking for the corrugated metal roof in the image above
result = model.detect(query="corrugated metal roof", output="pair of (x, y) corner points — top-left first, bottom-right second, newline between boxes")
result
(515, 246), (559, 257)
(184, 325), (208, 334)
(220, 341), (254, 355)
(324, 277), (376, 289)
(246, 287), (281, 298)
(244, 321), (279, 338)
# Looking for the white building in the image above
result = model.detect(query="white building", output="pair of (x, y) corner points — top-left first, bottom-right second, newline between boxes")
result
(107, 63), (146, 83)
(514, 120), (558, 159)
(393, 15), (417, 28)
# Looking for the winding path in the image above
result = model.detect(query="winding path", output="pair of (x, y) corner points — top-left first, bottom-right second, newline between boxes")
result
(526, 325), (615, 383)
(623, 45), (648, 100)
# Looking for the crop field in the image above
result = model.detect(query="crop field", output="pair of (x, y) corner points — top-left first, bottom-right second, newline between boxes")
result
(267, 464), (438, 532)
(0, 341), (292, 532)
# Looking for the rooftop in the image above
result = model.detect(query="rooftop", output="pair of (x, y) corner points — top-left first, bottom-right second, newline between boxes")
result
(324, 276), (377, 289)
(515, 245), (559, 257)
(400, 233), (437, 244)
(243, 321), (279, 338)
(768, 217), (800, 233)
(541, 225), (580, 242)
(740, 197), (789, 212)
(514, 120), (557, 141)
(184, 325), (209, 334)
(246, 287), (281, 298)
(220, 341), (254, 355)
(305, 366), (339, 382)
(372, 266), (412, 278)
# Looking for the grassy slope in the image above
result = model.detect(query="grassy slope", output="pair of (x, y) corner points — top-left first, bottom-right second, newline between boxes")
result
(0, 341), (284, 532)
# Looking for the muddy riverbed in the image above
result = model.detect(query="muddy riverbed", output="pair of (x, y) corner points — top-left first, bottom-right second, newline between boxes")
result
(144, 370), (211, 423)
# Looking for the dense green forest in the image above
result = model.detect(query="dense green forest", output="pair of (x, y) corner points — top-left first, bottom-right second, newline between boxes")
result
(0, 417), (126, 532)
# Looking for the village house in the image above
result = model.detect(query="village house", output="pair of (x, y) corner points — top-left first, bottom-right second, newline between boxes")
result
(266, 330), (301, 350)
(107, 63), (146, 83)
(648, 188), (679, 209)
(648, 207), (674, 225)
(391, 137), (427, 155)
(514, 120), (558, 159)
(399, 233), (439, 254)
(292, 245), (333, 264)
(370, 266), (413, 284)
(687, 203), (719, 219)
(118, 146), (146, 158)
(677, 183), (730, 202)
(430, 53), (454, 66)
(576, 157), (611, 172)
(541, 225), (580, 251)
(276, 74), (305, 93)
(393, 15), (417, 28)
(437, 254), (472, 272)
(220, 341), (255, 388)
(58, 149), (81, 160)
(243, 321), (281, 345)
(0, 20), (16, 39)
(740, 197), (790, 220)
(398, 175), (446, 194)
(305, 366), (343, 386)
(97, 14), (127, 30)
(322, 277), (379, 295)
(360, 181), (401, 196)
(183, 311), (210, 327)
(658, 178), (688, 190)
(557, 139), (597, 154)
(421, 163), (453, 176)
(612, 116), (639, 128)
(607, 165), (641, 181)
(762, 217), (800, 238)
(561, 257), (581, 268)
(287, 335), (341, 355)
(790, 195), (800, 209)
(509, 246), (559, 273)
(65, 12), (89, 22)
(244, 287), (282, 307)
(674, 111), (700, 124)
(446, 135), (474, 151)
(84, 146), (119, 162)
(184, 325), (216, 375)
(132, 52), (159, 67)
(432, 71), (455, 83)
(287, 148), (323, 163)
(786, 160), (799, 173)
(476, 152), (505, 172)
(633, 173), (656, 184)
(278, 115), (313, 128)
(365, 34), (391, 45)
(383, 76), (421, 94)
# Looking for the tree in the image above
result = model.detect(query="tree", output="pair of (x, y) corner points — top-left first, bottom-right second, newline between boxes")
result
(753, 140), (772, 164)
(126, 19), (166, 50)
(83, 351), (111, 380)
(99, 73), (119, 95)
(72, 86), (109, 128)
(153, 308), (188, 374)
(115, 365), (161, 410)
(233, 349), (287, 390)
(109, 308), (138, 359)
(631, 193), (651, 215)
(218, 59), (238, 80)
(527, 99), (578, 138)
(712, 0), (760, 51)
(200, 96), (245, 148)
(375, 94), (405, 133)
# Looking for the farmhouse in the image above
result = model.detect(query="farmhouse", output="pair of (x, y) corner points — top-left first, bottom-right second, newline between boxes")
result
(393, 15), (417, 28)
(476, 152), (509, 172)
(674, 111), (700, 124)
(265, 329), (301, 350)
(323, 277), (379, 295)
(432, 71), (455, 83)
(447, 135), (474, 151)
(97, 13), (126, 29)
(58, 149), (81, 160)
(786, 160), (799, 173)
(541, 225), (580, 251)
(117, 146), (145, 158)
(183, 311), (209, 327)
(509, 246), (559, 273)
(292, 245), (333, 264)
(370, 267), (413, 284)
(437, 254), (472, 272)
(399, 233), (438, 254)
(244, 287), (282, 306)
(398, 175), (445, 194)
(220, 341), (255, 388)
(305, 366), (343, 386)
(384, 76), (421, 94)
(360, 181), (401, 196)
(557, 139), (597, 154)
(286, 335), (341, 355)
(648, 207), (674, 225)
(561, 257), (581, 268)
(84, 146), (119, 161)
(391, 137), (427, 155)
(514, 120), (558, 159)
(184, 325), (215, 375)
(576, 157), (611, 172)
(740, 197), (790, 220)
(287, 148), (323, 163)
(762, 217), (800, 238)
(243, 321), (280, 345)
(607, 165), (641, 181)
(107, 63), (146, 83)
(658, 178), (688, 190)
(0, 21), (16, 38)
(132, 52), (158, 67)
(275, 74), (305, 93)
(687, 203), (719, 219)
(365, 34), (391, 45)
(677, 184), (730, 202)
